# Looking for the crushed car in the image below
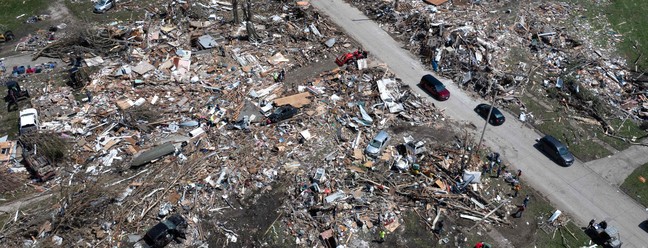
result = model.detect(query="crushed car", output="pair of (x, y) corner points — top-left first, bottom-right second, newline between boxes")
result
(265, 105), (298, 124)
(144, 214), (188, 248)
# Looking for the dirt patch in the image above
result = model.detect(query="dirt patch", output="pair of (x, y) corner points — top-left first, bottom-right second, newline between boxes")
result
(205, 180), (289, 247)
(48, 0), (74, 22)
(384, 211), (450, 247)
(0, 171), (24, 195)
(390, 123), (466, 146)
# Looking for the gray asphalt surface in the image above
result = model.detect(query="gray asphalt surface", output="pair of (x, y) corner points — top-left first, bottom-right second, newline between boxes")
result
(312, 0), (648, 246)
(1, 53), (61, 74)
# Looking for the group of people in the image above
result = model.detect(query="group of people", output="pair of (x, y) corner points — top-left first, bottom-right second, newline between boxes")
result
(587, 219), (608, 230)
(486, 152), (530, 218)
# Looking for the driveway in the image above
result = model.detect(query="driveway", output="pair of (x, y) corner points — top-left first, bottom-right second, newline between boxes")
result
(586, 141), (648, 186)
(312, 0), (648, 246)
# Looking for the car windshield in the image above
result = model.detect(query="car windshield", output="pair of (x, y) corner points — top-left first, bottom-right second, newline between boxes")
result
(99, 0), (109, 4)
(275, 108), (289, 114)
(435, 83), (446, 91)
(369, 139), (382, 148)
(558, 147), (569, 155)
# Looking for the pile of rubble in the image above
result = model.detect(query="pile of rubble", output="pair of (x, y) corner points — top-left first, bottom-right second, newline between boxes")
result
(0, 1), (569, 247)
(348, 0), (648, 127)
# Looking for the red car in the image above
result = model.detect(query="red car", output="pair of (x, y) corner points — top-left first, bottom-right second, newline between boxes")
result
(420, 74), (450, 101)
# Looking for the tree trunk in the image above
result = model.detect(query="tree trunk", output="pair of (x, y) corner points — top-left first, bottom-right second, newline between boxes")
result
(244, 0), (259, 43)
(232, 0), (239, 24)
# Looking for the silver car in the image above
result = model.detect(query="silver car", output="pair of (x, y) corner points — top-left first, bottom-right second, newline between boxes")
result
(365, 130), (390, 157)
(94, 0), (115, 13)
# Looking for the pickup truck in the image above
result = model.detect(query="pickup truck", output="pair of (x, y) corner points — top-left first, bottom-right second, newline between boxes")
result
(19, 108), (39, 135)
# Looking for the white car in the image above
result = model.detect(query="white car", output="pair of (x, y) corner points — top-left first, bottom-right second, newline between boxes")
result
(19, 108), (39, 135)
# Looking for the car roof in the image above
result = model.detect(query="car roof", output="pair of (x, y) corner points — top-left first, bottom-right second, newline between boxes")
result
(478, 104), (498, 111)
(20, 108), (38, 116)
(422, 74), (444, 86)
(19, 109), (38, 126)
(543, 135), (566, 148)
(373, 130), (389, 141)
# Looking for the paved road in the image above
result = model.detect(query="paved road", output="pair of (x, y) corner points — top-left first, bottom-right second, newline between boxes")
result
(313, 0), (648, 246)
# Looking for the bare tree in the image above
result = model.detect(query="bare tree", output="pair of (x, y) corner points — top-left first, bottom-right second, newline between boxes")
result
(242, 0), (259, 43)
(231, 0), (239, 24)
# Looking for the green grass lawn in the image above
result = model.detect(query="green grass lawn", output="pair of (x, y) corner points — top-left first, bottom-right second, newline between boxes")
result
(621, 162), (648, 207)
(0, 107), (20, 138)
(0, 0), (49, 32)
(568, 0), (648, 71)
(606, 0), (648, 71)
(596, 118), (648, 151)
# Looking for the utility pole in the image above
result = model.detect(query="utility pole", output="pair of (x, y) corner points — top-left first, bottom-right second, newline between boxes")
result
(463, 80), (498, 171)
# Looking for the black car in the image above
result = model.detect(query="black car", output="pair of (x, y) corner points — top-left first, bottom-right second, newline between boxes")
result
(267, 105), (298, 124)
(144, 214), (187, 248)
(474, 103), (505, 126)
(536, 135), (575, 166)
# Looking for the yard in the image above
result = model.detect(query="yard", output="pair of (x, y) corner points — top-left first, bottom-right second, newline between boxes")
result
(621, 161), (648, 208)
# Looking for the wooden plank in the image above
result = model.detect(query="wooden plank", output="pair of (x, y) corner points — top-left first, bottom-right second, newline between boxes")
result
(423, 0), (449, 6)
(273, 92), (312, 108)
(348, 165), (366, 173)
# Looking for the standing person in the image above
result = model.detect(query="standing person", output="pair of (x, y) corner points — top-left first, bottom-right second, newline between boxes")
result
(517, 169), (522, 179)
(514, 205), (526, 218)
(496, 164), (503, 178)
(523, 195), (530, 207)
(378, 230), (385, 243)
(599, 220), (608, 229)
(490, 163), (498, 177)
(513, 184), (521, 197)
(278, 68), (285, 82)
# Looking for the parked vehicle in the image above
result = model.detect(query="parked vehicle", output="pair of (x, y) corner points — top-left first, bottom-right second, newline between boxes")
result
(94, 0), (115, 13)
(536, 135), (574, 166)
(19, 108), (39, 135)
(144, 214), (187, 247)
(0, 27), (16, 43)
(335, 49), (368, 66)
(266, 105), (298, 124)
(585, 220), (622, 248)
(365, 130), (390, 157)
(419, 74), (450, 101)
(4, 81), (30, 111)
(474, 103), (505, 126)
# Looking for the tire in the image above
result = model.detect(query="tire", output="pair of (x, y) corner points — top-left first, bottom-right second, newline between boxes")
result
(4, 31), (14, 41)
